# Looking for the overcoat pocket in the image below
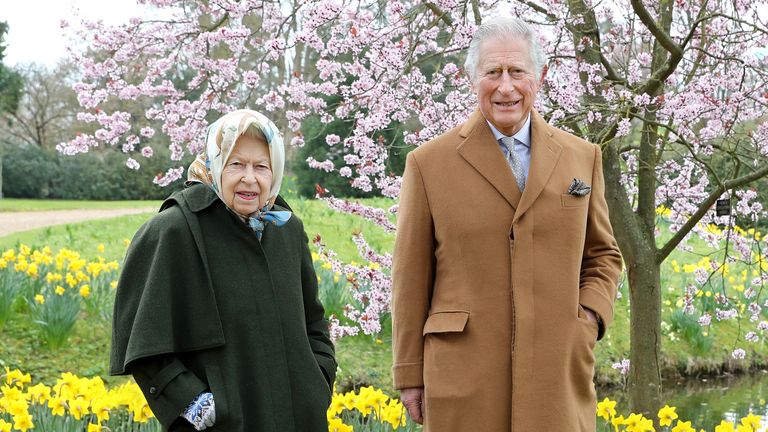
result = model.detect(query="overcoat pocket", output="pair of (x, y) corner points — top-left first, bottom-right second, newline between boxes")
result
(422, 311), (470, 335)
(561, 193), (589, 208)
(204, 365), (230, 430)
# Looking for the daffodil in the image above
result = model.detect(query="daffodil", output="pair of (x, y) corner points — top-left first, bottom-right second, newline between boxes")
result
(623, 413), (644, 429)
(11, 412), (33, 432)
(611, 415), (625, 431)
(69, 397), (90, 420)
(26, 382), (51, 403)
(740, 413), (761, 429)
(47, 396), (67, 416)
(658, 404), (678, 426)
(328, 417), (353, 432)
(597, 397), (617, 420)
(715, 420), (736, 432)
(671, 420), (696, 432)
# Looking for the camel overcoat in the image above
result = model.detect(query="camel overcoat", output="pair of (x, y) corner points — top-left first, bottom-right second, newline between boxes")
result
(391, 109), (623, 431)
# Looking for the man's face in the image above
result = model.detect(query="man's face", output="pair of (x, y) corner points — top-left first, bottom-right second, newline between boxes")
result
(471, 36), (544, 136)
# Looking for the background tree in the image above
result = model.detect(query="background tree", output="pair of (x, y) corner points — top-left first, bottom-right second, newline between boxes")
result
(0, 21), (24, 198)
(0, 22), (22, 116)
(61, 0), (768, 414)
(0, 62), (83, 150)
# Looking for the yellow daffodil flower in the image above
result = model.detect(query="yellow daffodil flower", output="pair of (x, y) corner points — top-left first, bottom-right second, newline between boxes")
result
(741, 413), (761, 429)
(69, 398), (90, 420)
(715, 420), (736, 432)
(11, 412), (33, 432)
(658, 404), (678, 426)
(671, 420), (696, 432)
(597, 397), (618, 421)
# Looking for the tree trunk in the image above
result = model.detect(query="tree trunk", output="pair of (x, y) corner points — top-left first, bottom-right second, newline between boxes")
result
(602, 140), (663, 415)
(627, 254), (662, 415)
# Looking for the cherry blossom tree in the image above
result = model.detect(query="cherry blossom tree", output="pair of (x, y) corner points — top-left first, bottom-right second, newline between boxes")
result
(60, 0), (768, 414)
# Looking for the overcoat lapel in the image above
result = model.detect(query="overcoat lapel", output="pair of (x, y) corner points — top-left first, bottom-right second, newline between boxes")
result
(513, 110), (562, 224)
(457, 110), (522, 209)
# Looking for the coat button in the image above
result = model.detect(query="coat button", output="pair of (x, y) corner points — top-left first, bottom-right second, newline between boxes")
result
(149, 386), (158, 395)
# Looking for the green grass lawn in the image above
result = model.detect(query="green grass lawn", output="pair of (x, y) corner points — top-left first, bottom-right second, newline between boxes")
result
(1, 198), (767, 398)
(0, 198), (161, 212)
(0, 197), (394, 264)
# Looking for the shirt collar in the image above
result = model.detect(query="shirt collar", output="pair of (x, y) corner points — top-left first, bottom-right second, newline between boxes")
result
(486, 113), (532, 148)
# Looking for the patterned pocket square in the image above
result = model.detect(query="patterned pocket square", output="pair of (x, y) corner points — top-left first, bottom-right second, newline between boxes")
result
(567, 178), (591, 196)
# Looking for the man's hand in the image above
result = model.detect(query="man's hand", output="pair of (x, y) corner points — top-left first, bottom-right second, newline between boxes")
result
(400, 387), (424, 424)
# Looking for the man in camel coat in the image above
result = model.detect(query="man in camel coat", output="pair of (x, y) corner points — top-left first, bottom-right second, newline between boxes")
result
(391, 16), (623, 431)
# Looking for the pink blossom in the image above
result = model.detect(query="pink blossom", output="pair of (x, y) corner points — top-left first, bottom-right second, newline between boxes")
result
(716, 308), (738, 321)
(153, 167), (185, 187)
(325, 134), (341, 145)
(616, 118), (632, 137)
(698, 313), (711, 326)
(126, 158), (140, 170)
(307, 157), (335, 172)
(141, 146), (154, 158)
(611, 359), (630, 375)
(322, 196), (396, 232)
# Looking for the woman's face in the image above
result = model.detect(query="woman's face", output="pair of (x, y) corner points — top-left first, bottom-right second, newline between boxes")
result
(221, 134), (273, 216)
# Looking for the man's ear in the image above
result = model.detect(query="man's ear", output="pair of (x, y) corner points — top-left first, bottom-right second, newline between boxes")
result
(539, 64), (549, 86)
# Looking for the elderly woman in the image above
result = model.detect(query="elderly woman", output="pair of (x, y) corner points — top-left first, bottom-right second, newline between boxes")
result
(110, 109), (336, 432)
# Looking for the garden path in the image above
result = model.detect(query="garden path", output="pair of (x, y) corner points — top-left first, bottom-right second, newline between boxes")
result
(0, 207), (156, 237)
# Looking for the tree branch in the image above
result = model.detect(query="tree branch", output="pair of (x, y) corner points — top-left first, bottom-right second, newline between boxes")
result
(516, 0), (553, 17)
(629, 0), (681, 58)
(657, 165), (768, 262)
(425, 3), (453, 26)
(599, 52), (626, 84)
(471, 0), (481, 25)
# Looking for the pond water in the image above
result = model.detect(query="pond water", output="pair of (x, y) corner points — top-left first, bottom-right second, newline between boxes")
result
(598, 371), (768, 430)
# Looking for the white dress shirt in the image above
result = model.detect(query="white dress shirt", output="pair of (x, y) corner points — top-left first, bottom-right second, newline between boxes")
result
(486, 113), (532, 180)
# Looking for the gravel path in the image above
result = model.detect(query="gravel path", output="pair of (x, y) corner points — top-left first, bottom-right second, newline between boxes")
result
(0, 207), (157, 237)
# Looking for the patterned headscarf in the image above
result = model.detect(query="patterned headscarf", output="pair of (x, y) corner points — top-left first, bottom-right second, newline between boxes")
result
(188, 109), (286, 210)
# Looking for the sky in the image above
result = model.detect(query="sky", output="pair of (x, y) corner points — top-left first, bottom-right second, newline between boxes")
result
(0, 0), (154, 66)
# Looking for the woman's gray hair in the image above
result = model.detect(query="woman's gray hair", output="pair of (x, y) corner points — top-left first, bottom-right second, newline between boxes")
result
(464, 16), (547, 83)
(242, 123), (268, 142)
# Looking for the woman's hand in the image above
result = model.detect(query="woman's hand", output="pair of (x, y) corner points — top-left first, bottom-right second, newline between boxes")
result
(400, 387), (424, 424)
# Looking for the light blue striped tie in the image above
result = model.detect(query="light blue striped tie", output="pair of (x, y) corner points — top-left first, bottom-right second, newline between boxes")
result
(500, 136), (526, 191)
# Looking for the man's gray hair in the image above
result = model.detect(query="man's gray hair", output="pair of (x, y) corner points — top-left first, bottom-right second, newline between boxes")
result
(464, 16), (547, 83)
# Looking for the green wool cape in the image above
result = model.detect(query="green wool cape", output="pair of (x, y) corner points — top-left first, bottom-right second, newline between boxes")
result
(110, 184), (336, 432)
